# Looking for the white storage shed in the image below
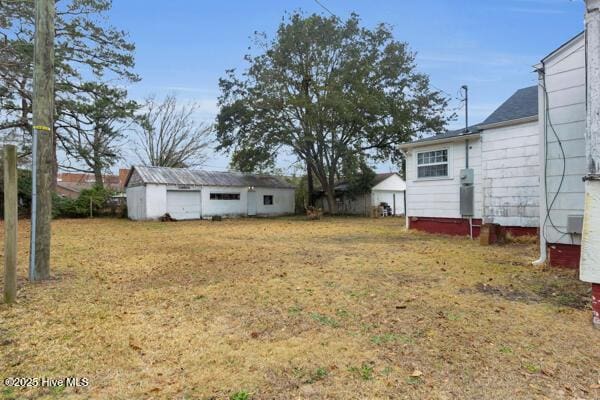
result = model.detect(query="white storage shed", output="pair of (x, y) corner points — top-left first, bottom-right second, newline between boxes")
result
(125, 166), (295, 220)
(315, 173), (406, 216)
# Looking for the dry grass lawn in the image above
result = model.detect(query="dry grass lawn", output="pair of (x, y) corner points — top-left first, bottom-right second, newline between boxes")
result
(1, 217), (599, 399)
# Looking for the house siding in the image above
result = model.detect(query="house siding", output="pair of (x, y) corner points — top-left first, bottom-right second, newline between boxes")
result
(540, 34), (586, 246)
(481, 121), (540, 227)
(405, 138), (483, 219)
(255, 187), (296, 216)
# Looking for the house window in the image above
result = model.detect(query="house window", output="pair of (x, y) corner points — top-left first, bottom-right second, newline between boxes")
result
(210, 193), (240, 200)
(263, 195), (274, 205)
(417, 149), (448, 178)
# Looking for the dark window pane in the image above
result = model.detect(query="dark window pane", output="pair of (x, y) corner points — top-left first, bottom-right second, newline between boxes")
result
(210, 193), (240, 200)
(417, 163), (448, 178)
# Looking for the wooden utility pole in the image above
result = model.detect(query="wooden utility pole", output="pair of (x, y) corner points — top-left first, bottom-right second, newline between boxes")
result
(3, 145), (18, 304)
(30, 0), (55, 281)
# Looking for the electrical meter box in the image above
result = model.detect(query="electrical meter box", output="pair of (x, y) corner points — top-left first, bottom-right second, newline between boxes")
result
(460, 168), (474, 185)
(460, 168), (474, 217)
(567, 215), (584, 234)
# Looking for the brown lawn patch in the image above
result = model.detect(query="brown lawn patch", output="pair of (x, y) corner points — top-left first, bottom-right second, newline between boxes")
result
(0, 217), (599, 399)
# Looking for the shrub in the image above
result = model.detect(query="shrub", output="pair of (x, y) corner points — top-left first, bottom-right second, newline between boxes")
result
(53, 186), (113, 218)
(0, 168), (32, 218)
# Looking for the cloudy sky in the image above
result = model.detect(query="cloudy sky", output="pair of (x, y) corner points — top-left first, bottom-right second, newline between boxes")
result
(108, 0), (586, 173)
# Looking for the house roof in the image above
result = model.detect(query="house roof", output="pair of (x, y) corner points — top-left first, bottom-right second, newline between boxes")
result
(332, 172), (401, 192)
(125, 166), (296, 189)
(398, 127), (481, 148)
(57, 172), (121, 186)
(56, 173), (123, 194)
(480, 85), (538, 126)
(400, 84), (539, 148)
(372, 172), (397, 186)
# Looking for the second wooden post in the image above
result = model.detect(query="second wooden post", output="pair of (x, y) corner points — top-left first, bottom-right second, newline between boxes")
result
(4, 145), (18, 304)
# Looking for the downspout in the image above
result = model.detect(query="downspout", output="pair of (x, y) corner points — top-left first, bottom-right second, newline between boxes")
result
(466, 139), (473, 239)
(581, 0), (600, 328)
(533, 64), (548, 266)
(400, 150), (409, 230)
(462, 85), (473, 239)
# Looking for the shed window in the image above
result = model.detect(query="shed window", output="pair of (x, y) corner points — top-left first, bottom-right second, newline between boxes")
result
(263, 195), (273, 205)
(210, 193), (240, 200)
(417, 149), (448, 178)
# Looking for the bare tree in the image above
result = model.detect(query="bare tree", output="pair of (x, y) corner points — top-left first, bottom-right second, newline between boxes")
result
(134, 95), (211, 168)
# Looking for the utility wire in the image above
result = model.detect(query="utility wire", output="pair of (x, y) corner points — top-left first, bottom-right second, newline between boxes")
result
(313, 0), (336, 17)
(540, 62), (570, 241)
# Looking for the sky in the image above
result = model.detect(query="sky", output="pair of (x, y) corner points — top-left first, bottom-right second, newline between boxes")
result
(107, 0), (586, 174)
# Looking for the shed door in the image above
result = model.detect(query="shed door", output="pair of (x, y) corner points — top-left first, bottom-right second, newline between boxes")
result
(247, 190), (257, 216)
(166, 190), (201, 220)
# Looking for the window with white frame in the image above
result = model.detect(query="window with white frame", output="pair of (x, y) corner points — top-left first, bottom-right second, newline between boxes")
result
(417, 149), (448, 178)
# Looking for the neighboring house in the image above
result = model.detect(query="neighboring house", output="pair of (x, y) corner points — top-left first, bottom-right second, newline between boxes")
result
(536, 32), (587, 268)
(124, 165), (295, 220)
(56, 170), (128, 199)
(399, 86), (540, 237)
(315, 173), (406, 216)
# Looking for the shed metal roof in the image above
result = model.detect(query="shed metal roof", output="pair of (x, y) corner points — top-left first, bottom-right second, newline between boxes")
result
(126, 166), (295, 189)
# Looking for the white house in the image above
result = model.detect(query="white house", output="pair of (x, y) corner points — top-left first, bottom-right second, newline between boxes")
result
(315, 173), (406, 216)
(535, 32), (586, 268)
(125, 166), (295, 220)
(399, 86), (540, 237)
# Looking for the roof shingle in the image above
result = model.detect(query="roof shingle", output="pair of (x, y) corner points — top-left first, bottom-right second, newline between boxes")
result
(481, 85), (538, 126)
(401, 85), (539, 147)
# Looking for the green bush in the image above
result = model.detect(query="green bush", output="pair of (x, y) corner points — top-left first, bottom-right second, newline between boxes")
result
(53, 185), (112, 218)
(0, 168), (32, 218)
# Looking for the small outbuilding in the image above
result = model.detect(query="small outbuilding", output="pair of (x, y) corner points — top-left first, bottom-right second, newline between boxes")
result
(124, 166), (295, 220)
(315, 173), (406, 216)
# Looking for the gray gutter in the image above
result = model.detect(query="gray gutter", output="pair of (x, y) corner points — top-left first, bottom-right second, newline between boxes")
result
(477, 115), (538, 130)
(398, 132), (481, 149)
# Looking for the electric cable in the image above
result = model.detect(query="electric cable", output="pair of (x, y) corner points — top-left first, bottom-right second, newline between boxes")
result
(540, 61), (570, 243)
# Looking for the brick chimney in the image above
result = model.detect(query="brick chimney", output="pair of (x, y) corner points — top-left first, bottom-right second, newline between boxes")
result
(119, 168), (130, 189)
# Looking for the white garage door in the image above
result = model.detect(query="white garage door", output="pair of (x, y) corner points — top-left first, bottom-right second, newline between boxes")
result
(166, 191), (201, 220)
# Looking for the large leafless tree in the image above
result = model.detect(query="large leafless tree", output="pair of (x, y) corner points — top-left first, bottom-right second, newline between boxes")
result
(135, 95), (211, 168)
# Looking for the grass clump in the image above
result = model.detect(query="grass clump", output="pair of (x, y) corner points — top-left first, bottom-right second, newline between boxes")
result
(523, 362), (541, 374)
(349, 364), (374, 380)
(230, 390), (250, 400)
(370, 333), (413, 345)
(310, 312), (339, 328)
